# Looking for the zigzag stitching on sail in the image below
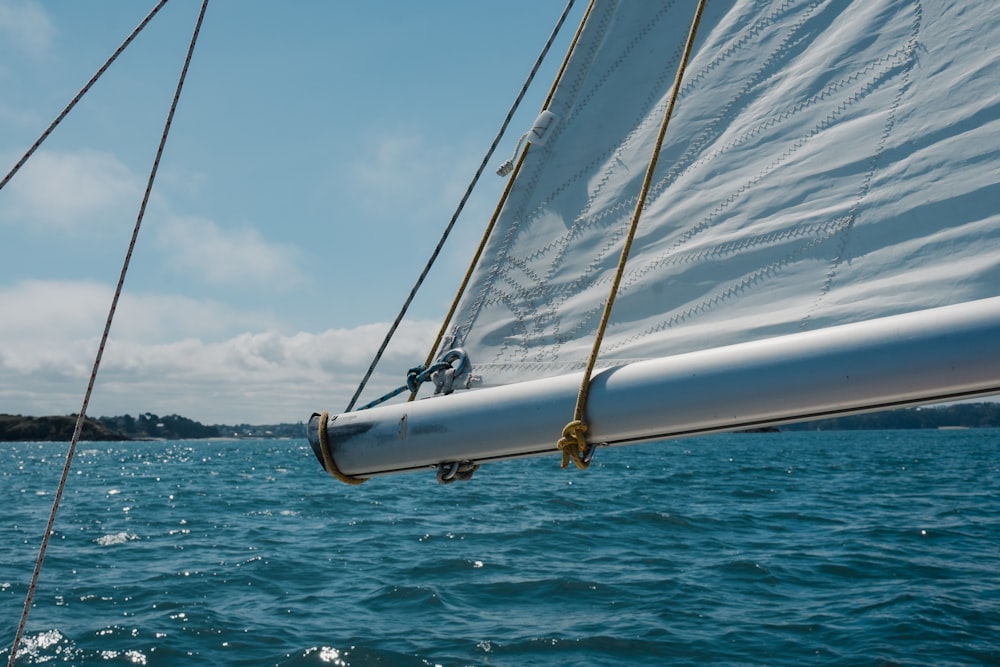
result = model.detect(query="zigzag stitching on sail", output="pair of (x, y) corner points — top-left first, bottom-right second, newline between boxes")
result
(677, 0), (817, 97)
(468, 359), (591, 375)
(516, 1), (685, 363)
(459, 0), (814, 361)
(451, 1), (617, 345)
(799, 0), (922, 330)
(512, 0), (805, 270)
(459, 0), (679, 331)
(502, 0), (825, 304)
(680, 46), (914, 180)
(523, 0), (821, 247)
(516, 229), (847, 362)
(630, 219), (838, 275)
(505, 0), (825, 362)
(474, 216), (845, 369)
(604, 228), (845, 355)
(505, 2), (683, 268)
(476, 30), (907, 356)
(553, 51), (914, 353)
(461, 0), (922, 370)
(606, 4), (923, 352)
(476, 0), (887, 302)
(487, 283), (534, 361)
(640, 49), (914, 273)
(620, 40), (918, 292)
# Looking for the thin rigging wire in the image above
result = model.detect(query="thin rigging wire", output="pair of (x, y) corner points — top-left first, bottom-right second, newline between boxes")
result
(344, 0), (579, 412)
(0, 0), (171, 195)
(412, 0), (597, 402)
(6, 2), (210, 664)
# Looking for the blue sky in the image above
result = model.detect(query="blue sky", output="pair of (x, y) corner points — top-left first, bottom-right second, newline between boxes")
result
(0, 0), (582, 423)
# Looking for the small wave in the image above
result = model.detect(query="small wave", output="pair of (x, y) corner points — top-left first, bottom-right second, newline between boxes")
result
(285, 645), (429, 666)
(99, 649), (148, 664)
(303, 646), (348, 665)
(6, 628), (77, 663)
(94, 531), (139, 546)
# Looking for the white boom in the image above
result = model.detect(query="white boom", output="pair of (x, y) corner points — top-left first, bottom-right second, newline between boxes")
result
(308, 297), (1000, 481)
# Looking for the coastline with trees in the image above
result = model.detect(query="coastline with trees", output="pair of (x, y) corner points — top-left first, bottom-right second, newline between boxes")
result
(3, 403), (1000, 442)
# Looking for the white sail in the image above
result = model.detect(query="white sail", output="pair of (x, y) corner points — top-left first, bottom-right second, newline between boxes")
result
(444, 0), (1000, 388)
(311, 0), (1000, 481)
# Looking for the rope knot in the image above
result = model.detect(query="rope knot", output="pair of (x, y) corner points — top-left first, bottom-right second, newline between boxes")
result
(405, 365), (428, 393)
(557, 419), (591, 470)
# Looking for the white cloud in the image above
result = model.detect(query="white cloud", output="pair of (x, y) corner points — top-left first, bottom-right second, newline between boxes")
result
(0, 279), (273, 345)
(1, 148), (308, 291)
(0, 278), (438, 423)
(0, 0), (54, 59)
(155, 215), (306, 290)
(0, 149), (140, 231)
(348, 132), (484, 224)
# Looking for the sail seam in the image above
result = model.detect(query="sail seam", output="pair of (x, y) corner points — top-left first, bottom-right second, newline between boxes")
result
(800, 0), (922, 329)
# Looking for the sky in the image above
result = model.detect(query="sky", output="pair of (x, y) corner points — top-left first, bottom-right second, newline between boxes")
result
(0, 0), (583, 424)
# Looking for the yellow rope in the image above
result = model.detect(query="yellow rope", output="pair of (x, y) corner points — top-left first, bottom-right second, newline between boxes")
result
(411, 0), (597, 402)
(413, 149), (527, 399)
(558, 0), (710, 469)
(317, 411), (367, 485)
(557, 419), (590, 469)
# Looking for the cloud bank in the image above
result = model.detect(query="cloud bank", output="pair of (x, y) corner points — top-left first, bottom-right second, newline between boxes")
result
(0, 278), (438, 423)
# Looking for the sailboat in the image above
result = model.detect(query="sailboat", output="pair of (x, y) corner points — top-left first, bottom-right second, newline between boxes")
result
(308, 0), (1000, 483)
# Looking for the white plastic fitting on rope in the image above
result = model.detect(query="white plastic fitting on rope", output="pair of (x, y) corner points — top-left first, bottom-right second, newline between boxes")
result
(497, 110), (559, 177)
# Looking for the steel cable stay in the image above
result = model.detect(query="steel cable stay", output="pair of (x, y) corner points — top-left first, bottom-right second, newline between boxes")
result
(0, 0), (171, 195)
(411, 0), (597, 405)
(344, 0), (579, 413)
(6, 2), (210, 664)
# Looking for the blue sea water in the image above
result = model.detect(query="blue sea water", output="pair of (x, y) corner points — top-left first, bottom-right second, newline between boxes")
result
(2, 430), (998, 666)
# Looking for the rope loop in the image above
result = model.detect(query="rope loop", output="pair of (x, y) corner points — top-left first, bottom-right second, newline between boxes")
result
(557, 419), (592, 470)
(317, 411), (367, 485)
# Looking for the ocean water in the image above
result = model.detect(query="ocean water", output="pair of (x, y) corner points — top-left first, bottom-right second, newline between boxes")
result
(2, 430), (998, 666)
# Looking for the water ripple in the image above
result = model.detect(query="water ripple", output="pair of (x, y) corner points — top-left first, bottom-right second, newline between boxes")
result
(2, 432), (999, 666)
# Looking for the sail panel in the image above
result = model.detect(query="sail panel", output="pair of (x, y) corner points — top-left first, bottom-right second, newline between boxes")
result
(446, 0), (1000, 388)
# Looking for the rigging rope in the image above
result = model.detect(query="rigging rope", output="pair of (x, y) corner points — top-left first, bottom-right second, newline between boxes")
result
(558, 0), (709, 470)
(344, 0), (579, 412)
(412, 0), (597, 402)
(0, 0), (170, 195)
(6, 3), (210, 664)
(354, 358), (453, 411)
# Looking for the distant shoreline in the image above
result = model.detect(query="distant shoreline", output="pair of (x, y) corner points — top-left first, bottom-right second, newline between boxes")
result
(3, 403), (1000, 442)
(0, 413), (305, 442)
